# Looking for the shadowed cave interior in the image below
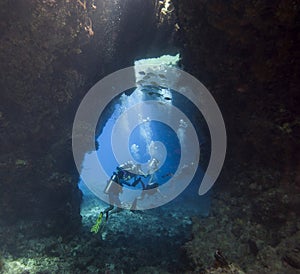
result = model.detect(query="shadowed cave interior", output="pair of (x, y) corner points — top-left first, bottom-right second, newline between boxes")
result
(0, 0), (299, 273)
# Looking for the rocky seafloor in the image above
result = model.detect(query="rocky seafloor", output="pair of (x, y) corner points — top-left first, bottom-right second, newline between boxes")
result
(1, 170), (299, 274)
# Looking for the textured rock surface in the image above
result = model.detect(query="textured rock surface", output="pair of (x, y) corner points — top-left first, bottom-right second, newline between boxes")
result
(0, 0), (177, 235)
(175, 0), (299, 174)
(0, 0), (88, 234)
(0, 0), (299, 272)
(175, 2), (299, 271)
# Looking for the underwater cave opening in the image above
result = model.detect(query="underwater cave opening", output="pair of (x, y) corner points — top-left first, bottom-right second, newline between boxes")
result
(77, 54), (212, 226)
(75, 77), (212, 271)
(70, 59), (214, 274)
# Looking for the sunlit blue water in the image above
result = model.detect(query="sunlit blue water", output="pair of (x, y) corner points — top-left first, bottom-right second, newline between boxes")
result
(97, 118), (181, 189)
(79, 85), (211, 215)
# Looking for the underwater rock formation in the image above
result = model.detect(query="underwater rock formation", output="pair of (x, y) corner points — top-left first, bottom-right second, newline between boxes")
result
(175, 0), (300, 177)
(0, 0), (89, 234)
(0, 0), (299, 272)
(175, 2), (299, 270)
(0, 0), (178, 235)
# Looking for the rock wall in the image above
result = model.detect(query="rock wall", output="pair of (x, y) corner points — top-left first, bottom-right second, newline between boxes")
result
(0, 0), (176, 235)
(0, 0), (88, 234)
(175, 0), (299, 179)
(1, 0), (298, 237)
(175, 1), (300, 271)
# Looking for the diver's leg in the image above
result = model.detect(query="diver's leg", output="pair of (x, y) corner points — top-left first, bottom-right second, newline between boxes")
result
(107, 194), (123, 216)
(139, 190), (146, 200)
(114, 195), (123, 212)
(104, 193), (118, 220)
(130, 197), (138, 211)
(103, 205), (114, 221)
(132, 177), (142, 187)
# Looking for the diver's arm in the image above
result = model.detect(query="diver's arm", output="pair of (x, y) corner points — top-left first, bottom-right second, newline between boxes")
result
(122, 181), (131, 186)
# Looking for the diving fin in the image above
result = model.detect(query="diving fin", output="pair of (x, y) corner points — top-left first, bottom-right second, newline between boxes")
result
(91, 212), (104, 234)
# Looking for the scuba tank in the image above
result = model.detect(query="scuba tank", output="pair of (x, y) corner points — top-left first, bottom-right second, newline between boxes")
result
(104, 173), (120, 194)
(148, 158), (159, 174)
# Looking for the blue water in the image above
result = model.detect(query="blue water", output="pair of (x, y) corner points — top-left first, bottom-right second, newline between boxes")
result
(129, 121), (181, 185)
(79, 86), (211, 215)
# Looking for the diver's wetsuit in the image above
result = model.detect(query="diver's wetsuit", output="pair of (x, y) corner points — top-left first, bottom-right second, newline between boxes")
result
(104, 169), (145, 219)
(103, 172), (124, 219)
(130, 182), (160, 211)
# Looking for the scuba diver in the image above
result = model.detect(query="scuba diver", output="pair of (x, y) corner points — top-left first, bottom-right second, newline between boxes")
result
(130, 182), (160, 211)
(102, 161), (147, 219)
(130, 158), (167, 211)
(106, 158), (162, 212)
(91, 158), (162, 233)
(92, 161), (148, 228)
(91, 161), (148, 233)
(91, 170), (124, 234)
